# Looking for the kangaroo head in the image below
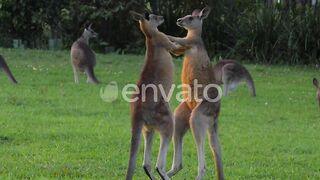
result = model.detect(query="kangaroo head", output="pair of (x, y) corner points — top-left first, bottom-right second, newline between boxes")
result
(130, 11), (164, 37)
(83, 24), (98, 39)
(176, 7), (211, 31)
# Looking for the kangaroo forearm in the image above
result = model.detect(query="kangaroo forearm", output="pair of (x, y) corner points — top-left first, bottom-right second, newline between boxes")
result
(163, 36), (190, 55)
(164, 40), (189, 56)
(167, 35), (177, 41)
(167, 36), (189, 46)
(170, 45), (187, 56)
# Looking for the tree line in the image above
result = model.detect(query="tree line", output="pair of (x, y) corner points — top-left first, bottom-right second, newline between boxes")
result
(0, 0), (319, 64)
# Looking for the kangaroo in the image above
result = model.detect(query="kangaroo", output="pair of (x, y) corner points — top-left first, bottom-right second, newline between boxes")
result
(313, 78), (320, 107)
(167, 7), (224, 180)
(70, 24), (99, 84)
(0, 55), (18, 84)
(126, 11), (188, 180)
(212, 59), (256, 97)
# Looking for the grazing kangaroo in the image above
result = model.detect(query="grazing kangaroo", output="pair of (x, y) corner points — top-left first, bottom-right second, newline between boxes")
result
(167, 7), (224, 180)
(126, 11), (188, 180)
(313, 78), (320, 107)
(0, 55), (18, 84)
(212, 59), (256, 97)
(70, 24), (99, 84)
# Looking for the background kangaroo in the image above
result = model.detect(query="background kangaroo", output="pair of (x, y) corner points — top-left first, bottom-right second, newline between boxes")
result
(212, 59), (256, 97)
(167, 7), (224, 180)
(0, 55), (18, 84)
(126, 11), (187, 180)
(313, 78), (320, 107)
(70, 24), (99, 84)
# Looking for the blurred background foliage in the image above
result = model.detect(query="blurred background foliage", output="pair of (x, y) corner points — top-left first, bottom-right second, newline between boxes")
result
(0, 0), (319, 64)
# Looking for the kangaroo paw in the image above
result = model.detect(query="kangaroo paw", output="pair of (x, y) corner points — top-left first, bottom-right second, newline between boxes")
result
(156, 167), (170, 180)
(143, 165), (156, 180)
(167, 165), (182, 177)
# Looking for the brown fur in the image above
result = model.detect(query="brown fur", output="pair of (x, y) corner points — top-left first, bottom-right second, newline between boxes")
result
(70, 25), (99, 84)
(126, 11), (187, 180)
(0, 55), (18, 84)
(313, 78), (320, 107)
(167, 7), (225, 180)
(212, 59), (256, 96)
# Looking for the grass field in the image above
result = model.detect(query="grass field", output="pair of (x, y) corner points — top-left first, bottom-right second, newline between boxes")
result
(0, 48), (319, 179)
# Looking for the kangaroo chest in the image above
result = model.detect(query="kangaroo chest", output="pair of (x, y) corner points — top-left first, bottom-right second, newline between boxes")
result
(180, 50), (214, 109)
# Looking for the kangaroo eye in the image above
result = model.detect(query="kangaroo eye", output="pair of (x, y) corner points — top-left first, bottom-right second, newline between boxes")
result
(188, 17), (193, 21)
(145, 12), (150, 20)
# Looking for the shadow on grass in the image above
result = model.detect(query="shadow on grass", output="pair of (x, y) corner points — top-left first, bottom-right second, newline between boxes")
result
(0, 136), (12, 144)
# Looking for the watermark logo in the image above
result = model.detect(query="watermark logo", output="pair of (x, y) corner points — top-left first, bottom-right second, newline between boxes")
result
(100, 81), (118, 102)
(100, 79), (223, 103)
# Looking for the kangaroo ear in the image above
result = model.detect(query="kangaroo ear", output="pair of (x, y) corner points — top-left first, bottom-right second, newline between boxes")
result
(130, 11), (144, 21)
(88, 23), (93, 29)
(144, 12), (150, 20)
(199, 6), (211, 20)
(144, 7), (152, 18)
(313, 78), (319, 88)
(192, 9), (201, 16)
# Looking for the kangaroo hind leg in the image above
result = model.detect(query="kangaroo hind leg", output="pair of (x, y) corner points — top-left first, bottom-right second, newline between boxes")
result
(190, 104), (210, 180)
(208, 113), (224, 180)
(72, 65), (79, 83)
(126, 119), (144, 180)
(156, 115), (173, 180)
(143, 128), (156, 180)
(168, 102), (191, 177)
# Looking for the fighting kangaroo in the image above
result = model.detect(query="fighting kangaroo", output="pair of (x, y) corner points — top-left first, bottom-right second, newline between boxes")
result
(212, 59), (256, 97)
(167, 7), (225, 180)
(126, 11), (187, 180)
(0, 55), (18, 84)
(70, 24), (99, 84)
(313, 78), (320, 107)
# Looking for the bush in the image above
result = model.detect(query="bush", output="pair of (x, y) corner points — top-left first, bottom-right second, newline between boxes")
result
(228, 4), (320, 64)
(0, 0), (319, 64)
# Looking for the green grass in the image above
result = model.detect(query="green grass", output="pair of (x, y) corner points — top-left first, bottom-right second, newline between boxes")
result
(0, 48), (319, 179)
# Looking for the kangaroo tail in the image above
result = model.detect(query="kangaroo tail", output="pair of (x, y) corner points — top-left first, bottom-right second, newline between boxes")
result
(85, 66), (99, 84)
(245, 71), (256, 97)
(0, 55), (18, 84)
(313, 78), (319, 88)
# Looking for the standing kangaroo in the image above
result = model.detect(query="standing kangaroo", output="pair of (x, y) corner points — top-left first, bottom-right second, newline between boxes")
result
(167, 7), (224, 180)
(126, 11), (187, 180)
(0, 55), (18, 84)
(212, 59), (256, 97)
(71, 24), (99, 84)
(313, 78), (320, 107)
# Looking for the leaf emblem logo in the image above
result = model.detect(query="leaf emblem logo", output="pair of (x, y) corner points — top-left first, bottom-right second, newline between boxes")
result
(100, 81), (118, 102)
